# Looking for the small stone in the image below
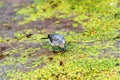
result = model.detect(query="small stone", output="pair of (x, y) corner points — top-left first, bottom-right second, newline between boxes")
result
(59, 61), (64, 66)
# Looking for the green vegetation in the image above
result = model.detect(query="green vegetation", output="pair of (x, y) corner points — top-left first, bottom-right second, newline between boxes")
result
(1, 0), (120, 80)
(17, 0), (119, 40)
(0, 1), (3, 7)
(2, 30), (120, 80)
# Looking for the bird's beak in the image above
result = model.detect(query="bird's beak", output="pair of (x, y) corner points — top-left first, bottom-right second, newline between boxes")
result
(61, 48), (66, 53)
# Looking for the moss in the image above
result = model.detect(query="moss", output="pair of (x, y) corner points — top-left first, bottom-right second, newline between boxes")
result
(0, 1), (3, 8)
(3, 31), (120, 79)
(1, 0), (120, 79)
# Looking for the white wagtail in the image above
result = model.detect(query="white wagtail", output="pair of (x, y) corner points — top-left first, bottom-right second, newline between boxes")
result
(41, 34), (66, 53)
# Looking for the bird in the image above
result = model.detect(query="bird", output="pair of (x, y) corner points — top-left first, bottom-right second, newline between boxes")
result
(41, 33), (66, 53)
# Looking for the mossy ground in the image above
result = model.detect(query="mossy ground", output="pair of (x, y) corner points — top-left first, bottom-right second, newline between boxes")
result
(0, 0), (120, 80)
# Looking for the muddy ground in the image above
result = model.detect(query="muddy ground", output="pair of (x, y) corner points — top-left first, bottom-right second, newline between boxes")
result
(0, 0), (120, 80)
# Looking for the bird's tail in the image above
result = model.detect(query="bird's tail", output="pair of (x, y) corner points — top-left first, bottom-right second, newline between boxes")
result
(41, 37), (48, 39)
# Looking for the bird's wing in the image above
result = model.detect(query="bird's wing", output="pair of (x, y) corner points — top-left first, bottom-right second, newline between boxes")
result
(48, 34), (64, 42)
(51, 35), (59, 42)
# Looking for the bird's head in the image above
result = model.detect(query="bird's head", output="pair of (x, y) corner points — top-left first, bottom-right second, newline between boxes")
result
(58, 40), (66, 52)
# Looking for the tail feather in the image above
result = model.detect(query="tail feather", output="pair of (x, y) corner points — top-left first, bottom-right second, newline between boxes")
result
(41, 37), (48, 39)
